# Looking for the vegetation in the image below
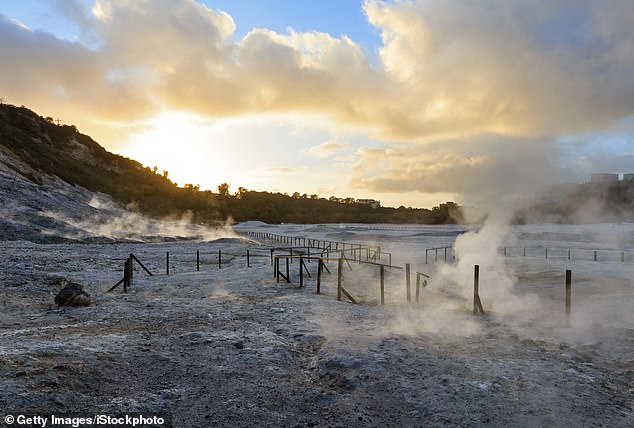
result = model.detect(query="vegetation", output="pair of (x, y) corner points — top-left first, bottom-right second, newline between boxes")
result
(0, 103), (464, 225)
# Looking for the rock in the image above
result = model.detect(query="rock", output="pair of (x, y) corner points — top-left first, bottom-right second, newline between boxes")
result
(54, 283), (91, 307)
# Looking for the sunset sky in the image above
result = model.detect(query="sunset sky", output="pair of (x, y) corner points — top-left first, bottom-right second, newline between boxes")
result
(1, 0), (632, 208)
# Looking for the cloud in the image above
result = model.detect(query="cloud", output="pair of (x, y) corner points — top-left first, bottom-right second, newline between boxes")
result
(3, 0), (633, 137)
(1, 0), (633, 202)
(349, 135), (567, 203)
(304, 140), (348, 158)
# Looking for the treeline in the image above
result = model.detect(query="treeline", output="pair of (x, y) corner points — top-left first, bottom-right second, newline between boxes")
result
(208, 186), (463, 224)
(0, 103), (463, 225)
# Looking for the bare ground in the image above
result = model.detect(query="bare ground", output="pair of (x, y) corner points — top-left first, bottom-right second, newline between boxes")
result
(0, 239), (632, 427)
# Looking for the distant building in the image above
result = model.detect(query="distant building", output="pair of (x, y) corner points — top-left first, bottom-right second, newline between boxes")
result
(356, 198), (381, 209)
(591, 173), (619, 183)
(623, 173), (634, 181)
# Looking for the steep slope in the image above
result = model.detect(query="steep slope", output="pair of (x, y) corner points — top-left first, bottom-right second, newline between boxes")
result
(0, 103), (184, 214)
(0, 103), (230, 242)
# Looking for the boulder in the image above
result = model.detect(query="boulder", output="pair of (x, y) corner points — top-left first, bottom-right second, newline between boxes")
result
(54, 282), (91, 307)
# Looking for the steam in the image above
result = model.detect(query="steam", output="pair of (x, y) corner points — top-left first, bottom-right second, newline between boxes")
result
(42, 196), (237, 242)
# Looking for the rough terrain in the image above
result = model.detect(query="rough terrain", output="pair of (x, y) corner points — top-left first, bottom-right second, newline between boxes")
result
(0, 232), (632, 427)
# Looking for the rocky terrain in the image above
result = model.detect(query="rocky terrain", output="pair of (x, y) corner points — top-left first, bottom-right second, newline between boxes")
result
(0, 227), (632, 427)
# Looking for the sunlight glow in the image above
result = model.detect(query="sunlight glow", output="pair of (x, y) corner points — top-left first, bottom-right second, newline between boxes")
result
(121, 111), (234, 190)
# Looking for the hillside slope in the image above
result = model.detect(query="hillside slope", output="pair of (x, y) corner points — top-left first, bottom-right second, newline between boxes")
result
(0, 104), (233, 242)
(0, 103), (462, 230)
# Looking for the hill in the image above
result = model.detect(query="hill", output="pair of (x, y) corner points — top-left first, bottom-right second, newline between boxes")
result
(0, 103), (462, 243)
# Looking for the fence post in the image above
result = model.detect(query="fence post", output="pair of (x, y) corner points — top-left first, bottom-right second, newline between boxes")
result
(473, 265), (484, 314)
(218, 250), (222, 269)
(197, 250), (200, 271)
(166, 252), (170, 275)
(416, 273), (420, 303)
(128, 253), (134, 286)
(337, 258), (344, 301)
(299, 256), (304, 287)
(594, 250), (597, 261)
(565, 270), (572, 327)
(123, 256), (131, 293)
(317, 258), (323, 294)
(247, 249), (250, 267)
(405, 263), (411, 303)
(380, 265), (385, 305)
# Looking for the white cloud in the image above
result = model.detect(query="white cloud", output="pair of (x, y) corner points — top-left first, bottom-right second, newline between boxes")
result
(1, 0), (632, 203)
(304, 140), (348, 158)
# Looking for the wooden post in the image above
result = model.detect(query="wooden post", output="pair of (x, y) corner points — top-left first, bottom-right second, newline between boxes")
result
(565, 270), (572, 327)
(425, 249), (428, 264)
(523, 247), (526, 257)
(435, 248), (438, 262)
(196, 250), (200, 271)
(128, 253), (134, 285)
(622, 252), (625, 263)
(275, 257), (280, 282)
(317, 258), (323, 294)
(568, 248), (571, 260)
(405, 263), (411, 303)
(444, 247), (448, 261)
(337, 258), (343, 301)
(473, 265), (484, 314)
(166, 252), (170, 275)
(285, 257), (290, 283)
(594, 250), (597, 261)
(123, 257), (131, 293)
(247, 249), (250, 267)
(130, 254), (152, 276)
(380, 265), (385, 305)
(504, 246), (507, 256)
(416, 274), (420, 303)
(218, 250), (222, 269)
(270, 249), (274, 266)
(299, 256), (304, 287)
(545, 248), (548, 259)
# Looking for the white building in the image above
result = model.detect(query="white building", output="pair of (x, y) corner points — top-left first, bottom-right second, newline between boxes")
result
(356, 198), (381, 209)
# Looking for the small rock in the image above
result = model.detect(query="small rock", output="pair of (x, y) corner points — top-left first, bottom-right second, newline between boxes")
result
(269, 307), (286, 313)
(54, 283), (91, 307)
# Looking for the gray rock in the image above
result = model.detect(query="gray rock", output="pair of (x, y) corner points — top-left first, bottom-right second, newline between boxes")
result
(54, 282), (91, 306)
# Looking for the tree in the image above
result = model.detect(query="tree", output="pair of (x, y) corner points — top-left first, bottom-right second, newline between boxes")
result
(218, 182), (230, 197)
(236, 186), (249, 198)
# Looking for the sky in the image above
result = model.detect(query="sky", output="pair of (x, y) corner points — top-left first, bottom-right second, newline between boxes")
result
(0, 0), (632, 209)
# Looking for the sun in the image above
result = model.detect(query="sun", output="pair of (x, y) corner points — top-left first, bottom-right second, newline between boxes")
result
(121, 111), (232, 190)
